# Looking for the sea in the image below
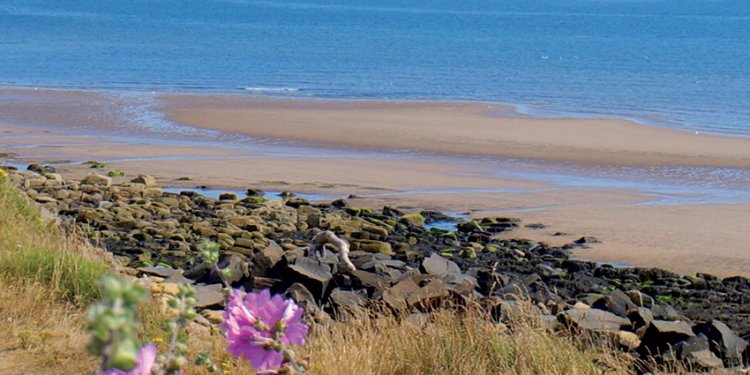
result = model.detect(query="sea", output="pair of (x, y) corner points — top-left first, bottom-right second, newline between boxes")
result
(1, 0), (749, 136)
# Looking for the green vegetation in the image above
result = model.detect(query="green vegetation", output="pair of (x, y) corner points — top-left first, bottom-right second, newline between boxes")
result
(107, 169), (126, 177)
(0, 175), (109, 305)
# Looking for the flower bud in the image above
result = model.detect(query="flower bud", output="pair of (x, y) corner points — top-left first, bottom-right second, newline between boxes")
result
(109, 339), (139, 371)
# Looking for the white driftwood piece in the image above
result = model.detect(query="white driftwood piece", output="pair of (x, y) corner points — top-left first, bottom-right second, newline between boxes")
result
(310, 230), (356, 271)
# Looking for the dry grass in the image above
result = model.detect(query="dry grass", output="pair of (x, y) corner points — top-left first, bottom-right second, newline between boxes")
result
(301, 306), (634, 375)
(0, 281), (97, 375)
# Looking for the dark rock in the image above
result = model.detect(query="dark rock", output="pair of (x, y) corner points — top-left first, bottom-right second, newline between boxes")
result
(219, 192), (238, 201)
(592, 290), (637, 318)
(246, 188), (264, 196)
(130, 174), (156, 186)
(382, 277), (420, 310)
(285, 257), (333, 301)
(627, 307), (655, 329)
(328, 288), (367, 309)
(457, 220), (483, 233)
(218, 253), (249, 285)
(693, 320), (749, 366)
(639, 320), (695, 355)
(285, 197), (310, 208)
(574, 236), (600, 245)
(138, 266), (182, 278)
(252, 241), (286, 278)
(524, 223), (546, 229)
(350, 269), (390, 293)
(664, 335), (724, 370)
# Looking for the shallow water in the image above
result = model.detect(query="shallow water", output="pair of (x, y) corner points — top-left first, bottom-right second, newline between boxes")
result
(0, 0), (749, 135)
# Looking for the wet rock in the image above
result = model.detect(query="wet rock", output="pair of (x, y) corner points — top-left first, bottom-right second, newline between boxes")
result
(457, 220), (483, 233)
(399, 213), (425, 228)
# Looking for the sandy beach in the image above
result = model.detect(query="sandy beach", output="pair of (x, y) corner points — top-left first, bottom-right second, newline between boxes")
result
(2, 88), (750, 277)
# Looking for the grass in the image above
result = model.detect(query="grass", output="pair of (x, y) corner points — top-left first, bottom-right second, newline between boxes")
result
(300, 306), (634, 375)
(0, 173), (637, 374)
(0, 175), (109, 305)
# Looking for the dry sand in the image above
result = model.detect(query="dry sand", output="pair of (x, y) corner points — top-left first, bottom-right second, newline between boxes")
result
(2, 88), (750, 277)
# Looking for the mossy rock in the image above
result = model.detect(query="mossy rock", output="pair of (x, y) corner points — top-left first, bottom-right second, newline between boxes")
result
(285, 197), (310, 208)
(399, 213), (425, 228)
(461, 247), (478, 259)
(457, 220), (483, 233)
(352, 240), (394, 255)
(345, 207), (373, 217)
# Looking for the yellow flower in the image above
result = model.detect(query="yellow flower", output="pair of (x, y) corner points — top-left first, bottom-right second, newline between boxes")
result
(0, 169), (8, 178)
(153, 337), (165, 344)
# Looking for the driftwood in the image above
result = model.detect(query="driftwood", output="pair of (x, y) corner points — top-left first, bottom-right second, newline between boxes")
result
(309, 230), (356, 271)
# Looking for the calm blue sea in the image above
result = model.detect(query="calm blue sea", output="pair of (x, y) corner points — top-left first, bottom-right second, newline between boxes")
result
(1, 0), (749, 135)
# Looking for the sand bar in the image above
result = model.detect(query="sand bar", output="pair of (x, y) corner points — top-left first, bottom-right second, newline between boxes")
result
(164, 95), (750, 169)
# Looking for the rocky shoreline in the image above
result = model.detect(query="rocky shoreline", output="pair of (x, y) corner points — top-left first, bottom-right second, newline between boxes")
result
(3, 164), (750, 372)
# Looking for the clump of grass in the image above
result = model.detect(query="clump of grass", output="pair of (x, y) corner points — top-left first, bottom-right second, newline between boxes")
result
(300, 305), (633, 375)
(107, 169), (126, 177)
(88, 162), (108, 169)
(0, 176), (109, 306)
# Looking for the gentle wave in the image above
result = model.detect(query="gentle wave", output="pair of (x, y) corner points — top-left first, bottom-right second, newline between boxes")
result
(242, 87), (301, 93)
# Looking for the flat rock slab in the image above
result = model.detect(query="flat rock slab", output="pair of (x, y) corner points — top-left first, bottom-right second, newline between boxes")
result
(560, 308), (631, 332)
(138, 266), (182, 278)
(195, 284), (225, 308)
(421, 253), (461, 277)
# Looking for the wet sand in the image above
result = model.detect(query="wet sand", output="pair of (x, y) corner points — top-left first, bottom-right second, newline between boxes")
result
(165, 95), (750, 169)
(2, 88), (750, 277)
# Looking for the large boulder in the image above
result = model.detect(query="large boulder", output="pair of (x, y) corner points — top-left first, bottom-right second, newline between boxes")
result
(399, 213), (425, 228)
(693, 320), (749, 367)
(639, 320), (695, 355)
(592, 289), (637, 318)
(284, 257), (333, 301)
(251, 241), (286, 278)
(82, 173), (112, 187)
(421, 253), (461, 277)
(130, 174), (157, 186)
(559, 308), (631, 332)
(663, 335), (724, 370)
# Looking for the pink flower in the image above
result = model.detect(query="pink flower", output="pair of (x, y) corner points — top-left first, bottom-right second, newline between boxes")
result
(222, 289), (308, 373)
(104, 344), (157, 375)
